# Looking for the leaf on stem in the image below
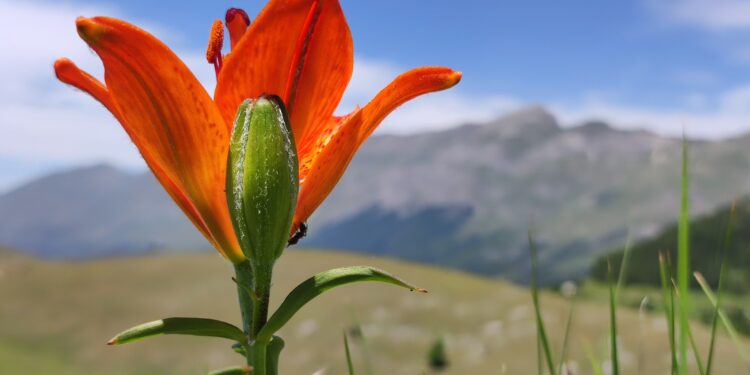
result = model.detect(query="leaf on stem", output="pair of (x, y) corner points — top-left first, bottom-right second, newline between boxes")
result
(107, 317), (246, 345)
(257, 266), (425, 342)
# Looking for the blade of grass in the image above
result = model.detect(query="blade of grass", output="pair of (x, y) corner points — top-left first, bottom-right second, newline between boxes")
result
(677, 134), (690, 375)
(348, 308), (375, 375)
(695, 272), (750, 367)
(616, 231), (633, 297)
(344, 331), (355, 375)
(529, 230), (556, 375)
(582, 339), (604, 375)
(706, 202), (734, 375)
(556, 293), (576, 374)
(659, 252), (678, 375)
(671, 279), (705, 375)
(608, 259), (620, 375)
(637, 296), (649, 375)
(537, 333), (543, 375)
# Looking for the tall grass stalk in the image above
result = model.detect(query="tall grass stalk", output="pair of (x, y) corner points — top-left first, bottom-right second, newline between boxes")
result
(695, 273), (750, 367)
(671, 280), (705, 375)
(659, 253), (678, 375)
(607, 260), (620, 375)
(705, 202), (735, 374)
(582, 339), (604, 375)
(529, 230), (556, 375)
(677, 135), (691, 375)
(344, 331), (355, 375)
(556, 296), (575, 374)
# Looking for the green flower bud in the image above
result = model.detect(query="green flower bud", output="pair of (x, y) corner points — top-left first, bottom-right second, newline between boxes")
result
(226, 95), (299, 269)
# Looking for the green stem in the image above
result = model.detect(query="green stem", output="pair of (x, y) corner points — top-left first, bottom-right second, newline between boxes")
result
(233, 261), (254, 366)
(251, 264), (273, 375)
(253, 341), (269, 375)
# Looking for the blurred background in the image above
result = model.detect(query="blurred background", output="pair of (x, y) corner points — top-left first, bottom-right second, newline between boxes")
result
(3, 0), (750, 373)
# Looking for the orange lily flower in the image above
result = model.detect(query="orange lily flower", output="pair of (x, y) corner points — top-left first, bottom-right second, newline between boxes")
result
(54, 0), (461, 264)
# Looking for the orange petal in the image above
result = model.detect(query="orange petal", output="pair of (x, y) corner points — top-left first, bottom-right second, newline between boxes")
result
(54, 58), (218, 252)
(73, 16), (244, 263)
(215, 0), (353, 142)
(292, 67), (461, 231)
(293, 112), (361, 233)
(356, 67), (462, 143)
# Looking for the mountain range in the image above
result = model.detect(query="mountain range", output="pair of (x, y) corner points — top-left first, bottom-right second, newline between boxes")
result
(3, 106), (750, 283)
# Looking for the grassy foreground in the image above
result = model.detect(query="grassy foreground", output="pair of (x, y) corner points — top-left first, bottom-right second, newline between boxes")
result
(1, 248), (748, 374)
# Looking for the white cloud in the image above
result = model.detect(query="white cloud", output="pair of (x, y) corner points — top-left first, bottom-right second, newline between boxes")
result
(646, 0), (750, 31)
(5, 0), (750, 192)
(553, 85), (750, 139)
(0, 0), (216, 170)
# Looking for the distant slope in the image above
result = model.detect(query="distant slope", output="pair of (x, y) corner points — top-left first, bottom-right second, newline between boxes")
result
(2, 107), (750, 283)
(1, 248), (748, 374)
(591, 198), (750, 292)
(0, 165), (205, 258)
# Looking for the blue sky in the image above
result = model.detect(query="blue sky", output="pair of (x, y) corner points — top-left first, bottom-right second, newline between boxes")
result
(3, 0), (750, 191)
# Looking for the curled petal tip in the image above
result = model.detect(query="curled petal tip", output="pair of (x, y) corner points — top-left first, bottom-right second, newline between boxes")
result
(53, 58), (80, 86)
(53, 58), (75, 77)
(434, 68), (462, 89)
(75, 16), (106, 45)
(448, 70), (463, 86)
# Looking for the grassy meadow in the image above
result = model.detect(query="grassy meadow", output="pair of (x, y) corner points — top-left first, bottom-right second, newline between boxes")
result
(1, 247), (749, 374)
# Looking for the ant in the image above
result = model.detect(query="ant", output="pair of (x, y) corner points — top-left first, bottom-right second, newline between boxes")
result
(287, 222), (307, 246)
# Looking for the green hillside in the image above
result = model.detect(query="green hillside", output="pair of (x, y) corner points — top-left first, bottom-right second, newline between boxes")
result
(591, 198), (750, 293)
(2, 248), (749, 374)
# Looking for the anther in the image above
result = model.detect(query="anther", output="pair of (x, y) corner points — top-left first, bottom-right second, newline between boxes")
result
(206, 19), (225, 77)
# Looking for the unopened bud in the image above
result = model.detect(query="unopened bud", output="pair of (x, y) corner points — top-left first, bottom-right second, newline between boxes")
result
(226, 96), (299, 268)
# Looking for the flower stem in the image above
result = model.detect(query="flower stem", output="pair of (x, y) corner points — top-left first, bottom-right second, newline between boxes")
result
(233, 261), (254, 366)
(250, 265), (272, 375)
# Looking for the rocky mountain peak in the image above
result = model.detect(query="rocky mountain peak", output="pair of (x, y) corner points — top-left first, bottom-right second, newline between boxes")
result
(484, 106), (561, 139)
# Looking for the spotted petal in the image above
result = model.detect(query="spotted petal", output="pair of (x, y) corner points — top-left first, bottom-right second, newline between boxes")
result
(215, 0), (353, 144)
(292, 67), (462, 232)
(59, 17), (243, 262)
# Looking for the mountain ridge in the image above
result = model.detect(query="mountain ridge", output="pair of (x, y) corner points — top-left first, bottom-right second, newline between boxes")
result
(3, 106), (750, 283)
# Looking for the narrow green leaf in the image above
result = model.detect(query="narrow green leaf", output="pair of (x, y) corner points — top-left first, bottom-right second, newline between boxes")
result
(207, 366), (252, 375)
(671, 282), (705, 375)
(267, 335), (285, 375)
(637, 296), (649, 374)
(695, 272), (750, 367)
(607, 260), (620, 375)
(348, 308), (375, 375)
(107, 318), (245, 345)
(257, 266), (425, 343)
(556, 295), (575, 375)
(615, 231), (632, 297)
(344, 331), (355, 375)
(582, 339), (603, 375)
(658, 253), (678, 375)
(677, 135), (690, 375)
(706, 202), (735, 375)
(529, 230), (556, 375)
